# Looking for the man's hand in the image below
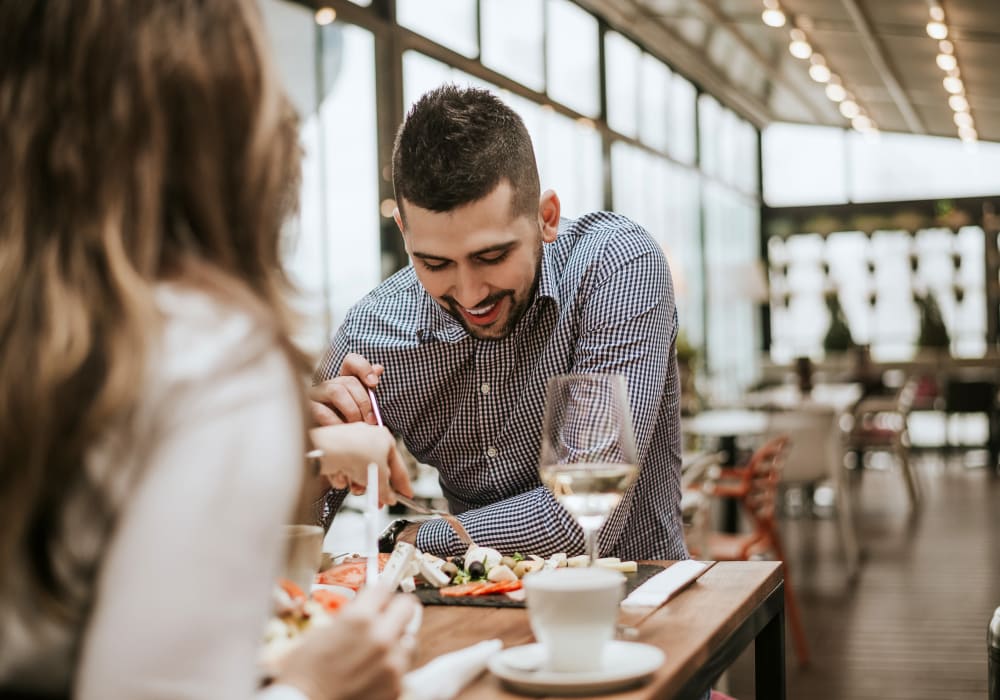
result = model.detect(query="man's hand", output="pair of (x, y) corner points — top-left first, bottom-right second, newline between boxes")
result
(309, 353), (384, 426)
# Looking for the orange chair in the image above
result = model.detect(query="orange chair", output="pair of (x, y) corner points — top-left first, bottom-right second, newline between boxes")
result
(698, 435), (810, 667)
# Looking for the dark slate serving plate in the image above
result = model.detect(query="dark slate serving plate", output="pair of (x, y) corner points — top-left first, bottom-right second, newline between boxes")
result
(414, 563), (665, 608)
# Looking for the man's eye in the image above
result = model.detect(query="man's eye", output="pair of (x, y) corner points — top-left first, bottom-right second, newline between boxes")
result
(420, 260), (450, 271)
(478, 251), (509, 265)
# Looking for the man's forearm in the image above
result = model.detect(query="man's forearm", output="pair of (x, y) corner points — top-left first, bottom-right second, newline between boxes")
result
(413, 486), (587, 558)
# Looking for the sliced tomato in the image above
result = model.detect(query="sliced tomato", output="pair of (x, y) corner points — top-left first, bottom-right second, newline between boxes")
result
(278, 578), (306, 600)
(311, 588), (349, 613)
(440, 581), (493, 597)
(315, 554), (391, 590)
(470, 580), (523, 596)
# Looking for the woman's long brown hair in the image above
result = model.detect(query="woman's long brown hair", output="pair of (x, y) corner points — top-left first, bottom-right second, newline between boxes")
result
(0, 0), (308, 607)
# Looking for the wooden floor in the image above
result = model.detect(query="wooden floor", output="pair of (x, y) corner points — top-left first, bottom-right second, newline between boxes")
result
(726, 450), (1000, 699)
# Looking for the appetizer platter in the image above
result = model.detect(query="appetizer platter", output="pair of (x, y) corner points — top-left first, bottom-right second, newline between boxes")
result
(314, 543), (664, 607)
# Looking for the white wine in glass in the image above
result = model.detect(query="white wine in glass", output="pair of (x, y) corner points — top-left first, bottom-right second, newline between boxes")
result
(539, 374), (638, 563)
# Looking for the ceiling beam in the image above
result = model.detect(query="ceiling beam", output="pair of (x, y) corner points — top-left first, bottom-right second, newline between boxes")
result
(838, 0), (926, 134)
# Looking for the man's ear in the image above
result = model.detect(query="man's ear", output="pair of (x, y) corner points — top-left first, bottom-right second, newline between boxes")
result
(538, 190), (561, 243)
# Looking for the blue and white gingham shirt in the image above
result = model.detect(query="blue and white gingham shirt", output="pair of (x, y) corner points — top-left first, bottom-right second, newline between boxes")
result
(315, 212), (687, 560)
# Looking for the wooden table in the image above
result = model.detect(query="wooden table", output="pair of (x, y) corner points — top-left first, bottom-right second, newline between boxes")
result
(412, 561), (785, 699)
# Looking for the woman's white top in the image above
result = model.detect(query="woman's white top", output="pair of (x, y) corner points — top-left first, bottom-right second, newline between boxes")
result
(0, 284), (305, 698)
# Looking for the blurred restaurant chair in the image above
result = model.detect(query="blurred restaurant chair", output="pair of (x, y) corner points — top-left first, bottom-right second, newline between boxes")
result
(846, 376), (921, 508)
(944, 372), (999, 468)
(690, 435), (810, 667)
(766, 407), (860, 581)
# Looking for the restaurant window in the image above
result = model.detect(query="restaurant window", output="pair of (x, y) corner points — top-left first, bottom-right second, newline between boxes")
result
(397, 0), (478, 59)
(762, 123), (848, 206)
(767, 226), (988, 361)
(604, 31), (640, 138)
(670, 74), (697, 165)
(703, 182), (762, 400)
(481, 0), (545, 92)
(639, 54), (671, 154)
(697, 94), (721, 180)
(545, 0), (599, 118)
(261, 2), (380, 352)
(611, 142), (704, 350)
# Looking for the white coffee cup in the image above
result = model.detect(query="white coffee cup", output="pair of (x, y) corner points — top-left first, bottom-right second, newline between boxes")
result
(524, 567), (625, 673)
(282, 524), (324, 594)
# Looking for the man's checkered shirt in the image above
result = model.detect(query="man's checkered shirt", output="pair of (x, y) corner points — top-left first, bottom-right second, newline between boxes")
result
(315, 211), (688, 560)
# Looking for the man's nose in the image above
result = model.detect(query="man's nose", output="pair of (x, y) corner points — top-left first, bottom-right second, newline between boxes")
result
(451, 266), (489, 308)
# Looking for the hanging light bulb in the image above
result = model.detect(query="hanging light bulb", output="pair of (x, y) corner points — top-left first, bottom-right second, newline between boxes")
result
(938, 39), (954, 55)
(808, 54), (831, 83)
(852, 115), (874, 132)
(839, 99), (860, 119)
(948, 94), (969, 112)
(953, 111), (974, 128)
(943, 75), (964, 94)
(314, 6), (336, 25)
(761, 0), (786, 27)
(936, 52), (957, 71)
(958, 125), (978, 142)
(926, 20), (948, 39)
(825, 78), (847, 103)
(788, 29), (812, 59)
(928, 2), (945, 22)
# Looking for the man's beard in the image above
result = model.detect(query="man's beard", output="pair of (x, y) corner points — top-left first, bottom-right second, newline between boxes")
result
(444, 241), (543, 341)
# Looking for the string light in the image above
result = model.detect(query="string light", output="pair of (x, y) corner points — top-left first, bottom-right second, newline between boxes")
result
(761, 0), (786, 27)
(761, 9), (872, 133)
(314, 6), (336, 25)
(925, 2), (976, 142)
(948, 94), (969, 112)
(788, 28), (812, 59)
(808, 54), (831, 83)
(825, 78), (847, 103)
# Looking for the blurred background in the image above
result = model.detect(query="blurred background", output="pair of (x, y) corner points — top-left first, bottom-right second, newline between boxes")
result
(258, 1), (999, 697)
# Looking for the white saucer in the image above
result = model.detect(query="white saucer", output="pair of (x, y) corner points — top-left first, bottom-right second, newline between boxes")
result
(488, 640), (664, 696)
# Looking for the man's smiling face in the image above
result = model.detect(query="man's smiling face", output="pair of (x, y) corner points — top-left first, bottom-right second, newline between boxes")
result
(397, 181), (558, 340)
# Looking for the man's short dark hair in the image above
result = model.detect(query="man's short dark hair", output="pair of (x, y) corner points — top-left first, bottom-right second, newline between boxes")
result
(392, 85), (541, 225)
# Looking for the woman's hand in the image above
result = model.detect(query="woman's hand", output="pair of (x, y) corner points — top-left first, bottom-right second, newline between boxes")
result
(276, 586), (419, 700)
(308, 423), (414, 506)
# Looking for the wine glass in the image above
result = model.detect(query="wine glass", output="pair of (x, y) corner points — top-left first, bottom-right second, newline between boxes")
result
(538, 374), (639, 564)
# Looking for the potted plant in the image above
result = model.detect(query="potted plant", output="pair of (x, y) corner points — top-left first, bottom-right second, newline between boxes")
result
(914, 292), (950, 354)
(823, 291), (854, 355)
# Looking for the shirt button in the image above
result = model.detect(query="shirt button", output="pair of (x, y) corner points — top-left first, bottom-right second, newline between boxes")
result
(480, 382), (491, 395)
(486, 446), (498, 458)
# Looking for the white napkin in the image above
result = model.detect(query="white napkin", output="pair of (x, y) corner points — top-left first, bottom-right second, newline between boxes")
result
(402, 639), (502, 700)
(620, 560), (711, 608)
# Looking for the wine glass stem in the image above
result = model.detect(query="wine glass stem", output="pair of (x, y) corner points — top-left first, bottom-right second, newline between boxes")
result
(585, 527), (599, 564)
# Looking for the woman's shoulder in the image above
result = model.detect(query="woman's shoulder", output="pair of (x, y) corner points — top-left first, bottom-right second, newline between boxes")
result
(152, 282), (288, 385)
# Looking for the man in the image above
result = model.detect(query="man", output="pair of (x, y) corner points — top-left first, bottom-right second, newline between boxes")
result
(311, 85), (686, 560)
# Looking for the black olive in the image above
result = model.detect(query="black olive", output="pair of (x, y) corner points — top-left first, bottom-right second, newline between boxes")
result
(468, 560), (486, 579)
(450, 556), (464, 569)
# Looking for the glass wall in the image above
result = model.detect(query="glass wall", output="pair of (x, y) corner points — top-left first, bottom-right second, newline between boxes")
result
(261, 0), (765, 393)
(261, 1), (381, 354)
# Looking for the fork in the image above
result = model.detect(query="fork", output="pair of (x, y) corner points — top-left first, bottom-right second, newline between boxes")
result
(393, 493), (475, 547)
(366, 387), (475, 549)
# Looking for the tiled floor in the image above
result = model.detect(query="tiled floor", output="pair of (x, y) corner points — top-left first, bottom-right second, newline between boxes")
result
(726, 451), (1000, 699)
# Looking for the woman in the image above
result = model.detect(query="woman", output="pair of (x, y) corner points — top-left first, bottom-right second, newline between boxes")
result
(0, 1), (415, 698)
